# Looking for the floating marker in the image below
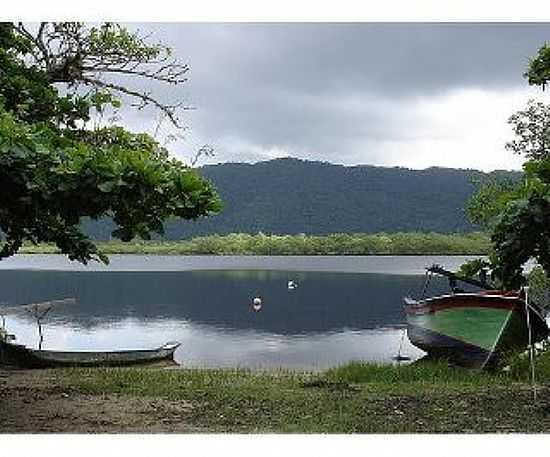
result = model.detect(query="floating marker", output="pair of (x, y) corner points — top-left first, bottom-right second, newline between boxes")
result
(252, 297), (262, 312)
(287, 280), (298, 290)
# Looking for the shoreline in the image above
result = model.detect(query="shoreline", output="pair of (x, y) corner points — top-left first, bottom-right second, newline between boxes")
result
(0, 253), (484, 275)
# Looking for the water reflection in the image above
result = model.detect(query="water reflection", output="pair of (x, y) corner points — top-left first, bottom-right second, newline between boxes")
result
(6, 317), (425, 370)
(0, 269), (440, 369)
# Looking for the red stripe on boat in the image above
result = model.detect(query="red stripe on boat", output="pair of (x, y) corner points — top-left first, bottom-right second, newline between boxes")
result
(404, 293), (522, 315)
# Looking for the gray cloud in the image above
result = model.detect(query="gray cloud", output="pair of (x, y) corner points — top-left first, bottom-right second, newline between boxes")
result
(151, 23), (550, 92)
(113, 23), (550, 170)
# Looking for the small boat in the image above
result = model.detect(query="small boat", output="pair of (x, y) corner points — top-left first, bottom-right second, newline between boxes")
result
(404, 265), (549, 369)
(0, 298), (180, 368)
(0, 340), (181, 368)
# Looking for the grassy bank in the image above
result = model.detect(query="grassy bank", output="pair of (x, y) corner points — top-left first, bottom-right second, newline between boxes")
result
(19, 232), (491, 256)
(52, 353), (550, 433)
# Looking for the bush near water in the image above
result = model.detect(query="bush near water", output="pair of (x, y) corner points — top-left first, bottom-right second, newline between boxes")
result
(21, 232), (492, 256)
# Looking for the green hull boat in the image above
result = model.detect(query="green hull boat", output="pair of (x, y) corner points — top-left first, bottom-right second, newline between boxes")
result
(405, 292), (548, 368)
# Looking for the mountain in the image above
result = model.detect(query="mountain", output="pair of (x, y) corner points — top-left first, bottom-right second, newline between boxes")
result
(83, 158), (522, 239)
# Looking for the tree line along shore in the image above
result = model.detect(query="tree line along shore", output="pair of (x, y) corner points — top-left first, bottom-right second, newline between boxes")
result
(18, 232), (492, 256)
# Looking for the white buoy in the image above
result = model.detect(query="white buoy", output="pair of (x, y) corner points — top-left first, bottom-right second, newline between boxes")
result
(252, 297), (262, 312)
(287, 280), (298, 290)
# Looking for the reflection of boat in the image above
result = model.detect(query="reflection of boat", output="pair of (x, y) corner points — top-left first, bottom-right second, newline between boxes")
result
(0, 340), (180, 368)
(404, 265), (549, 369)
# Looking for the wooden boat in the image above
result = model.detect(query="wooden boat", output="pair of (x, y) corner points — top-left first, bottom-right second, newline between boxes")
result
(0, 340), (181, 368)
(0, 298), (180, 368)
(404, 266), (549, 369)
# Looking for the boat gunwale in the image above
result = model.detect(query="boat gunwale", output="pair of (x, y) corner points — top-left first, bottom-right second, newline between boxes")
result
(0, 340), (181, 368)
(404, 293), (536, 315)
(29, 342), (181, 359)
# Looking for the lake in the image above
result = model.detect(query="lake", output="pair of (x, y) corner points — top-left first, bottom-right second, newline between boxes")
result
(0, 255), (480, 370)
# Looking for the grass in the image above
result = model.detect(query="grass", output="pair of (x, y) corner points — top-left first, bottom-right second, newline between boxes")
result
(323, 359), (507, 389)
(58, 351), (550, 433)
(19, 232), (492, 256)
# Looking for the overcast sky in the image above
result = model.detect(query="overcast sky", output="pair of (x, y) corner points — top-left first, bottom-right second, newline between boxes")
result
(118, 23), (550, 171)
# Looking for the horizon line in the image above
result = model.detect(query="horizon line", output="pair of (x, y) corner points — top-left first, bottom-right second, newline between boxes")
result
(198, 156), (523, 173)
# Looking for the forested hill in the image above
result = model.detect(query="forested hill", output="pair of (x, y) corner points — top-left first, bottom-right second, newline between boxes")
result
(84, 158), (521, 240)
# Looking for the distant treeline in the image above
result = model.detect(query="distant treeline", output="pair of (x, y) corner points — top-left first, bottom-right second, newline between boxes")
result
(21, 232), (492, 256)
(81, 158), (523, 240)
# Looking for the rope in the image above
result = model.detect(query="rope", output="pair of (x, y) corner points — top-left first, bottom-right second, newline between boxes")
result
(397, 329), (406, 359)
(420, 271), (432, 300)
(524, 287), (537, 402)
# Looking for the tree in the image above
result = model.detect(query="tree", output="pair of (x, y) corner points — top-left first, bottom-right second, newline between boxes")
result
(463, 45), (550, 289)
(0, 22), (222, 263)
(505, 100), (550, 161)
(465, 175), (519, 229)
(525, 43), (550, 90)
(489, 160), (550, 289)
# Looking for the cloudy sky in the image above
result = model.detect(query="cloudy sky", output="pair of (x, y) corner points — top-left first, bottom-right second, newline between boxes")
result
(118, 23), (550, 171)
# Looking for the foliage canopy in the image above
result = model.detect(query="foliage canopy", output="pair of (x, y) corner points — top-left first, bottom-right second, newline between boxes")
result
(465, 45), (550, 289)
(525, 43), (550, 90)
(0, 22), (221, 263)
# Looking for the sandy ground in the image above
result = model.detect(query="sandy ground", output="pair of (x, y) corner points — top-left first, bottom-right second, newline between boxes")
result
(0, 368), (203, 433)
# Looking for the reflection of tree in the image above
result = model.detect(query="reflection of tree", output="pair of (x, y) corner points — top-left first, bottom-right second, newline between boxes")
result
(0, 270), (441, 334)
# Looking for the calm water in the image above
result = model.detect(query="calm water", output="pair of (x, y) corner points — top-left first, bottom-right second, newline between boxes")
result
(0, 255), (476, 370)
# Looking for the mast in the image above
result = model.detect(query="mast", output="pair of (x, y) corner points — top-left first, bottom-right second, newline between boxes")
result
(0, 298), (76, 349)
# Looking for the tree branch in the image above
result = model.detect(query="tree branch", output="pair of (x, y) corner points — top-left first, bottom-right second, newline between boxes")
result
(81, 76), (190, 128)
(11, 22), (192, 130)
(81, 64), (189, 84)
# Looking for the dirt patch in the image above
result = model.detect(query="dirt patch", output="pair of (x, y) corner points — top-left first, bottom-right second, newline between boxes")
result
(0, 368), (202, 433)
